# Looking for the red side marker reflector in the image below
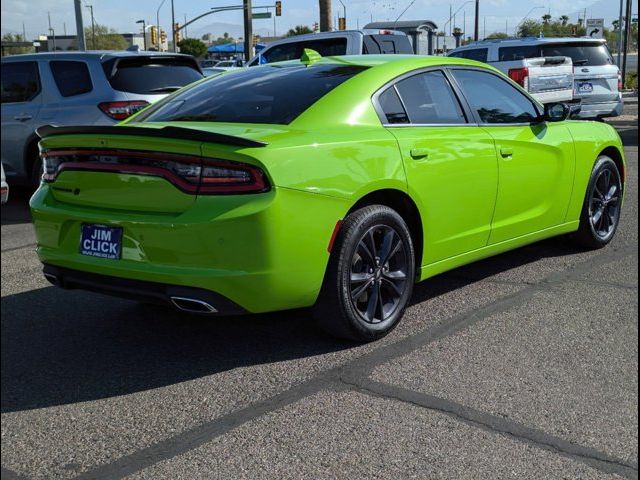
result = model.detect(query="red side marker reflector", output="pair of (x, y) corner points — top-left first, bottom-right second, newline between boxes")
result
(327, 220), (343, 253)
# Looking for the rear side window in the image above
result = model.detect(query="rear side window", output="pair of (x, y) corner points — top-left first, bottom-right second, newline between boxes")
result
(1, 61), (40, 103)
(364, 35), (412, 54)
(378, 87), (409, 124)
(102, 57), (202, 94)
(449, 48), (488, 62)
(133, 64), (368, 125)
(50, 61), (93, 97)
(540, 42), (613, 66)
(498, 45), (541, 61)
(394, 71), (466, 124)
(258, 38), (348, 64)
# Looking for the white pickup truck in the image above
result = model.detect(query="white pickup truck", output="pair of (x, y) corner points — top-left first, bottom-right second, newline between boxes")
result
(448, 41), (574, 105)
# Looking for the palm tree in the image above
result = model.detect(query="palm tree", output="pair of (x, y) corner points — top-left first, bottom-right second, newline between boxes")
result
(542, 14), (552, 24)
(560, 15), (569, 26)
(318, 0), (332, 32)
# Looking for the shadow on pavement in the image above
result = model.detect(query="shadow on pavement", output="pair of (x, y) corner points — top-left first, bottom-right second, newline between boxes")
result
(1, 187), (33, 226)
(1, 235), (583, 414)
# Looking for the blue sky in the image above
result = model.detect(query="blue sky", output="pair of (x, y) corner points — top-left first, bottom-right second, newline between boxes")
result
(1, 0), (637, 40)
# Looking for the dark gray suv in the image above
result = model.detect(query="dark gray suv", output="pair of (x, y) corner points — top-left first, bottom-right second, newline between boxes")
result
(1, 51), (202, 186)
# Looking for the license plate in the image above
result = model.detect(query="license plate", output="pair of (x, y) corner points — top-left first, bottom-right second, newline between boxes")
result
(80, 224), (123, 260)
(577, 82), (593, 93)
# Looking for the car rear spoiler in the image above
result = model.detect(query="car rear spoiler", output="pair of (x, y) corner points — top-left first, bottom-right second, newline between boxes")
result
(35, 125), (268, 148)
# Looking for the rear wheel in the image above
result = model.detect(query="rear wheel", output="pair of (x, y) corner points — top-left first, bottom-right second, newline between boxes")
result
(573, 155), (622, 249)
(314, 205), (415, 342)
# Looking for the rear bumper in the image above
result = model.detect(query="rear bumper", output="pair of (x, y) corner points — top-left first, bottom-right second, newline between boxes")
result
(43, 264), (248, 315)
(572, 98), (624, 119)
(30, 184), (349, 313)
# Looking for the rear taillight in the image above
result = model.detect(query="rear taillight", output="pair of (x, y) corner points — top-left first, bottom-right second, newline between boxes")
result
(98, 101), (149, 120)
(508, 67), (529, 89)
(41, 149), (269, 195)
(618, 72), (623, 92)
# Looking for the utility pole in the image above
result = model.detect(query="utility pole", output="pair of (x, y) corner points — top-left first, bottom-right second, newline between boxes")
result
(73, 1), (86, 50)
(22, 22), (26, 40)
(617, 0), (624, 66)
(48, 11), (57, 51)
(319, 0), (332, 32)
(184, 13), (188, 38)
(86, 5), (96, 49)
(621, 0), (632, 87)
(156, 0), (167, 51)
(171, 0), (176, 52)
(473, 0), (479, 41)
(449, 4), (452, 35)
(243, 0), (252, 62)
(136, 19), (147, 50)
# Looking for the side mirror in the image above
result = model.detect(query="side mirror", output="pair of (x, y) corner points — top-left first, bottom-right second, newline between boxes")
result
(544, 102), (571, 122)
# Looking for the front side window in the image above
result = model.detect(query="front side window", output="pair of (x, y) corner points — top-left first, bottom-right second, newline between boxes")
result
(393, 70), (466, 124)
(50, 61), (93, 97)
(1, 61), (40, 104)
(452, 69), (539, 124)
(133, 63), (368, 125)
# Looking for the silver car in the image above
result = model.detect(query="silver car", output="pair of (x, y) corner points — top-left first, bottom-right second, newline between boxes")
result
(447, 37), (623, 120)
(1, 51), (203, 187)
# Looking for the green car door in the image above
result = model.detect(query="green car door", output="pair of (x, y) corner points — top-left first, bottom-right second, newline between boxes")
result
(450, 68), (576, 244)
(376, 69), (499, 265)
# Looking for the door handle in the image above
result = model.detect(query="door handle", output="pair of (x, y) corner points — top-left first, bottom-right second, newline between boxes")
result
(500, 147), (513, 158)
(410, 148), (429, 160)
(14, 114), (32, 121)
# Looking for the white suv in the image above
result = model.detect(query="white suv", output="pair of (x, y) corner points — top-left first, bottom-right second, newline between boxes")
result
(449, 37), (623, 119)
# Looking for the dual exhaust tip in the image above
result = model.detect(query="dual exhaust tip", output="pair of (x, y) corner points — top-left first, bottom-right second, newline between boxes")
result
(170, 296), (218, 314)
(44, 273), (217, 314)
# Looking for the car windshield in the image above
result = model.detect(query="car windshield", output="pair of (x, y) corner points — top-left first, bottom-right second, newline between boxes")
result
(540, 42), (613, 66)
(133, 63), (368, 125)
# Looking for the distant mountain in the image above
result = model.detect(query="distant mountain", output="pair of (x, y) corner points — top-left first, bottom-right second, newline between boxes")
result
(188, 21), (273, 40)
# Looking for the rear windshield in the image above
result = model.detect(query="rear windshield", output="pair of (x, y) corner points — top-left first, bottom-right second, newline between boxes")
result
(540, 42), (613, 66)
(253, 38), (348, 65)
(363, 35), (413, 54)
(133, 63), (368, 125)
(102, 57), (203, 94)
(448, 48), (488, 62)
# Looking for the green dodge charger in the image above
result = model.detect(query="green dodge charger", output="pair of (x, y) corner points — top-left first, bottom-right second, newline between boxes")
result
(30, 54), (625, 341)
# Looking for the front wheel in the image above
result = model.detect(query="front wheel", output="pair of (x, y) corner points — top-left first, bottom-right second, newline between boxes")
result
(573, 155), (622, 249)
(313, 205), (415, 342)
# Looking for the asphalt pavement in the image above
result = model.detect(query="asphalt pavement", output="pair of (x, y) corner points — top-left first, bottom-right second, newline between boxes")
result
(1, 102), (638, 479)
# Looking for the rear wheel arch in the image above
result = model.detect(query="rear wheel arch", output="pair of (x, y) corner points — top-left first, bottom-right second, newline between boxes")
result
(23, 134), (41, 185)
(347, 189), (423, 271)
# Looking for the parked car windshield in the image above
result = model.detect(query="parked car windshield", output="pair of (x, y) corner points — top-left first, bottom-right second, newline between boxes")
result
(102, 56), (203, 94)
(133, 63), (368, 125)
(540, 42), (613, 66)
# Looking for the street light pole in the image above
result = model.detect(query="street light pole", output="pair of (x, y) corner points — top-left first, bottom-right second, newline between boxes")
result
(85, 5), (96, 49)
(136, 20), (147, 50)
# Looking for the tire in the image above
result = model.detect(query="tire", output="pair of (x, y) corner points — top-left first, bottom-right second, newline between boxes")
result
(29, 145), (43, 191)
(313, 205), (415, 342)
(572, 155), (623, 249)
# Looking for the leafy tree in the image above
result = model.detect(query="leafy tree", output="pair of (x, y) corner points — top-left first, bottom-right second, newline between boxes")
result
(286, 25), (314, 37)
(79, 24), (128, 50)
(1, 33), (33, 55)
(559, 15), (569, 26)
(542, 14), (552, 24)
(177, 38), (207, 58)
(518, 18), (586, 38)
(486, 32), (509, 40)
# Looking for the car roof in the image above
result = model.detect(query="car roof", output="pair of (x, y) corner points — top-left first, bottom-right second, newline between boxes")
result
(0, 50), (194, 62)
(452, 36), (607, 50)
(276, 54), (495, 70)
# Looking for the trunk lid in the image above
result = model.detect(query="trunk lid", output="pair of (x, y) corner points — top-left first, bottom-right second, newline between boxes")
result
(37, 123), (274, 214)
